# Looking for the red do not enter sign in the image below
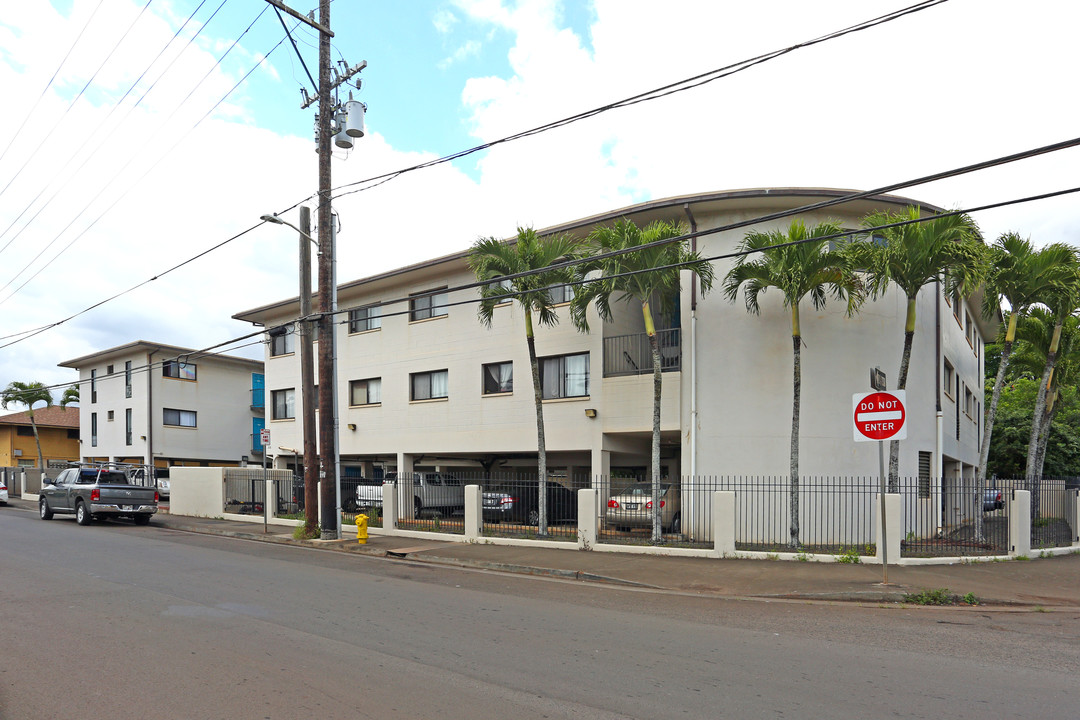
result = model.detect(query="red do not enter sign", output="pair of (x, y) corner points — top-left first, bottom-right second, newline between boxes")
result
(852, 390), (907, 442)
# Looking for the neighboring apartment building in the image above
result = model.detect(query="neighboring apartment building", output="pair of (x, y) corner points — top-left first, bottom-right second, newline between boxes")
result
(58, 342), (265, 469)
(233, 188), (993, 510)
(0, 406), (80, 467)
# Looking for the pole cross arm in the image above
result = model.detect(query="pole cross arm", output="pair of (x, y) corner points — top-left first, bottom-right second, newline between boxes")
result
(264, 0), (333, 37)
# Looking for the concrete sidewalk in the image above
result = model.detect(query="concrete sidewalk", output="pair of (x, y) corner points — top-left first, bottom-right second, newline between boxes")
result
(11, 498), (1078, 607)
(144, 508), (1080, 609)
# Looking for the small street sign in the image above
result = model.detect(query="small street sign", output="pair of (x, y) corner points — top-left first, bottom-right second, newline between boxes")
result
(852, 390), (907, 442)
(870, 367), (886, 392)
(260, 428), (271, 447)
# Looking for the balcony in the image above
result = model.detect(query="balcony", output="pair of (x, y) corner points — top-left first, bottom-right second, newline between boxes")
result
(251, 387), (265, 411)
(603, 328), (681, 377)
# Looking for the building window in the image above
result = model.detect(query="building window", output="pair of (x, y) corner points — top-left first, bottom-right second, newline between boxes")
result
(482, 361), (513, 395)
(107, 410), (115, 421)
(411, 370), (448, 401)
(125, 408), (132, 446)
(125, 361), (132, 398)
(943, 358), (955, 399)
(964, 386), (974, 419)
(91, 369), (97, 404)
(409, 288), (448, 321)
(546, 284), (574, 305)
(270, 329), (296, 356)
(952, 289), (962, 323)
(965, 311), (975, 348)
(349, 305), (382, 333)
(16, 426), (33, 437)
(67, 429), (79, 440)
(91, 413), (98, 446)
(272, 389), (296, 420)
(540, 353), (589, 399)
(163, 408), (197, 427)
(106, 364), (114, 375)
(163, 360), (197, 380)
(349, 378), (381, 406)
(917, 451), (932, 499)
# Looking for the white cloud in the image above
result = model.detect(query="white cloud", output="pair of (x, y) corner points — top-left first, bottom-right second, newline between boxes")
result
(438, 40), (483, 70)
(432, 8), (458, 34)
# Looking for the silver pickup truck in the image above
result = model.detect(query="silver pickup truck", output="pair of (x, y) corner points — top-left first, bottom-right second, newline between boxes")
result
(39, 466), (158, 526)
(356, 472), (465, 516)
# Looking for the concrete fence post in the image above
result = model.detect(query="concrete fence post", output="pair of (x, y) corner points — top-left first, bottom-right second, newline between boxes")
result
(382, 482), (397, 534)
(712, 491), (735, 557)
(874, 494), (902, 564)
(1010, 490), (1032, 557)
(465, 485), (481, 540)
(265, 478), (276, 519)
(577, 489), (597, 550)
(1069, 489), (1080, 547)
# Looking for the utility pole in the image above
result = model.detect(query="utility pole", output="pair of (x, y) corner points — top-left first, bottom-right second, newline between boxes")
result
(316, 0), (337, 539)
(298, 206), (318, 534)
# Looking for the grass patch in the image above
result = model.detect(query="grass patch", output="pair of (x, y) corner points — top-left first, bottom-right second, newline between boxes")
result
(903, 588), (980, 606)
(835, 546), (862, 564)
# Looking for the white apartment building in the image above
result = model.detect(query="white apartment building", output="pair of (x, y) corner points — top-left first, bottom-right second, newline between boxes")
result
(59, 342), (265, 469)
(233, 189), (993, 497)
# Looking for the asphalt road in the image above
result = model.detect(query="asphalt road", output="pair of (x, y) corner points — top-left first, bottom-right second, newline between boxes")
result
(2, 505), (1077, 719)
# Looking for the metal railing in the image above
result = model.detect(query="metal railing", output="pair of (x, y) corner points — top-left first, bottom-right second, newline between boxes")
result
(603, 328), (681, 377)
(251, 387), (265, 409)
(475, 473), (579, 542)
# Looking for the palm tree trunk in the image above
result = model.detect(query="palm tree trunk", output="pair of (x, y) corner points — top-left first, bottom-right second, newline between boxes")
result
(1024, 321), (1061, 520)
(1035, 393), (1057, 478)
(887, 296), (916, 492)
(789, 305), (801, 549)
(644, 301), (662, 545)
(30, 410), (44, 469)
(525, 309), (548, 536)
(977, 314), (1019, 542)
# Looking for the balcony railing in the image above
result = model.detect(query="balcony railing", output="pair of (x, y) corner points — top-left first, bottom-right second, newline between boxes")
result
(603, 328), (681, 377)
(251, 387), (265, 410)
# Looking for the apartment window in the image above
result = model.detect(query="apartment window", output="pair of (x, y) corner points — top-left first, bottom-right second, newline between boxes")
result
(349, 305), (382, 333)
(943, 358), (955, 399)
(163, 408), (197, 427)
(125, 361), (132, 398)
(125, 409), (132, 446)
(349, 378), (381, 406)
(917, 451), (932, 499)
(411, 370), (448, 401)
(163, 360), (197, 381)
(270, 329), (296, 356)
(91, 369), (97, 404)
(964, 386), (974, 419)
(16, 426), (33, 437)
(965, 311), (975, 347)
(540, 352), (590, 399)
(952, 289), (962, 323)
(410, 288), (448, 321)
(546, 284), (574, 305)
(482, 361), (513, 395)
(91, 413), (98, 446)
(272, 389), (296, 420)
(492, 278), (514, 304)
(67, 429), (79, 440)
(107, 410), (115, 421)
(106, 364), (114, 375)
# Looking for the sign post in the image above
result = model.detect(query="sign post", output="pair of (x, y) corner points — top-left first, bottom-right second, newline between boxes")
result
(260, 428), (271, 533)
(853, 384), (906, 585)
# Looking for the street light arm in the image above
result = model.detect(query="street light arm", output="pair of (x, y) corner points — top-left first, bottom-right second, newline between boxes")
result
(261, 213), (319, 246)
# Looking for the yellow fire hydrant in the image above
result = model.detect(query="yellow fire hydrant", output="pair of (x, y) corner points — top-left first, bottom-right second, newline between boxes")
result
(356, 514), (369, 544)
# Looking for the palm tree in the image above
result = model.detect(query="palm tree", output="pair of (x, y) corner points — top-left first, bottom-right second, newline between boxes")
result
(852, 207), (985, 489)
(976, 233), (1077, 540)
(723, 219), (862, 548)
(60, 384), (80, 407)
(1023, 261), (1080, 482)
(469, 227), (584, 535)
(1, 381), (54, 469)
(569, 218), (715, 544)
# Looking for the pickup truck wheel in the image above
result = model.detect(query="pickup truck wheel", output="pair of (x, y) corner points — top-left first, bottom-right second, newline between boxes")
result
(133, 514), (151, 526)
(414, 497), (423, 516)
(527, 509), (540, 526)
(342, 498), (358, 513)
(75, 500), (92, 526)
(39, 497), (53, 520)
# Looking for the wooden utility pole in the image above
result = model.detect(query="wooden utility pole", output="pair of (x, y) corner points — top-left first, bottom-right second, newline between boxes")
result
(298, 206), (318, 533)
(316, 0), (338, 538)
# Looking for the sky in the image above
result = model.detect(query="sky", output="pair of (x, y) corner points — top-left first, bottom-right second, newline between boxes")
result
(0, 0), (1078, 400)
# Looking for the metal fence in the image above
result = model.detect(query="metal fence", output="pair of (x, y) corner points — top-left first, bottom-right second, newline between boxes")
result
(475, 473), (579, 542)
(223, 468), (285, 515)
(602, 328), (681, 377)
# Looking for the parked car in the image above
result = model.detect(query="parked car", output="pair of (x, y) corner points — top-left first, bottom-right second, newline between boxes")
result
(984, 487), (1004, 511)
(482, 480), (578, 525)
(361, 472), (465, 516)
(0, 476), (7, 505)
(606, 482), (681, 533)
(40, 466), (158, 525)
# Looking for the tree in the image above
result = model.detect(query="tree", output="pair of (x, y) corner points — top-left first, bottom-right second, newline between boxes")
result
(1, 381), (54, 469)
(469, 227), (584, 535)
(976, 233), (1077, 539)
(851, 207), (985, 489)
(570, 218), (715, 544)
(723, 219), (862, 548)
(60, 384), (79, 407)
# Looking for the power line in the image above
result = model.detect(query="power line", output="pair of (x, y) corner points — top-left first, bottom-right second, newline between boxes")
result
(273, 5), (317, 93)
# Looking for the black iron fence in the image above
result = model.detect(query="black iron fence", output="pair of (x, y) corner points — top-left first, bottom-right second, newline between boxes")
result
(224, 468), (267, 515)
(475, 473), (579, 542)
(602, 328), (681, 377)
